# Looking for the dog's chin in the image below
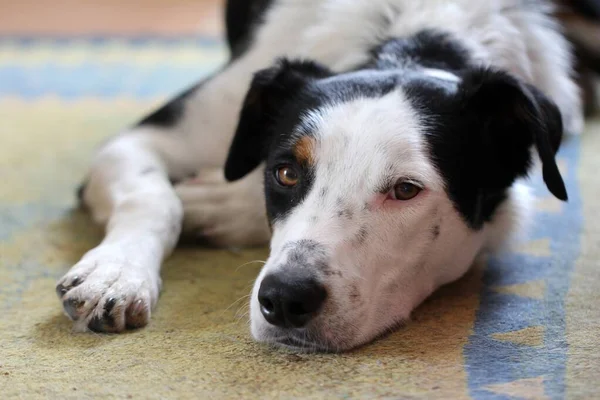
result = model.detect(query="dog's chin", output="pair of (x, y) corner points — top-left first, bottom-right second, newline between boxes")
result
(271, 334), (336, 353)
(251, 316), (404, 353)
(251, 319), (358, 353)
(257, 332), (358, 353)
(251, 320), (411, 353)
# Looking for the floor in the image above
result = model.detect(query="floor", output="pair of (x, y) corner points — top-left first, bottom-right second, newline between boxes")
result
(0, 0), (224, 36)
(1, 2), (599, 399)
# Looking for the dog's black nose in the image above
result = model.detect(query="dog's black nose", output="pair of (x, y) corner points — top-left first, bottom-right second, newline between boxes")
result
(258, 273), (327, 328)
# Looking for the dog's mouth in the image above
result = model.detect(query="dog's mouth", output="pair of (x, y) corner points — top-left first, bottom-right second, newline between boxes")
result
(270, 333), (333, 353)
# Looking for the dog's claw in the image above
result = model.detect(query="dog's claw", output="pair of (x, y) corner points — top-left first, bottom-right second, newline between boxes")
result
(56, 284), (68, 298)
(88, 316), (105, 333)
(63, 298), (85, 320)
(56, 275), (83, 299)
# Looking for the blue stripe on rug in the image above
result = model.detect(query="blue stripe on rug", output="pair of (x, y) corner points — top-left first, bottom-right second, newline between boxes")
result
(0, 63), (216, 99)
(465, 136), (583, 400)
(0, 36), (223, 47)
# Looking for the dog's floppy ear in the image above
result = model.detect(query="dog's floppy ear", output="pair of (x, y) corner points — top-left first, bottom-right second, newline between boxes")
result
(224, 59), (332, 181)
(459, 67), (567, 203)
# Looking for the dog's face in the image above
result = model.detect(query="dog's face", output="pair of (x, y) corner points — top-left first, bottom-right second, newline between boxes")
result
(225, 59), (566, 351)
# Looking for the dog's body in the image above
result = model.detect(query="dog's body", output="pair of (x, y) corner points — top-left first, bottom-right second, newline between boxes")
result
(57, 0), (583, 351)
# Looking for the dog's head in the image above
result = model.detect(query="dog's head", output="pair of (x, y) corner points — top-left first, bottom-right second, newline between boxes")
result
(224, 59), (567, 351)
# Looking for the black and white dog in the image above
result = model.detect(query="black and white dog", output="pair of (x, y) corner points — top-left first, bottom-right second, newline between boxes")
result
(57, 0), (583, 352)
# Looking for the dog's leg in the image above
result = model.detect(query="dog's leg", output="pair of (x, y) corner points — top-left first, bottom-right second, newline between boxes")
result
(176, 164), (270, 247)
(56, 61), (265, 332)
(56, 127), (198, 332)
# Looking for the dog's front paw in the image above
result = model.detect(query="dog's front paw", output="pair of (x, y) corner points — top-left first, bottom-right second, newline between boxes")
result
(56, 252), (161, 333)
(175, 167), (271, 247)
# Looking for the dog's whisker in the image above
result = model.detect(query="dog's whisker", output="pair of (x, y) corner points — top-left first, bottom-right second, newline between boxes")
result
(234, 303), (250, 318)
(222, 293), (251, 314)
(235, 259), (267, 272)
(234, 309), (250, 322)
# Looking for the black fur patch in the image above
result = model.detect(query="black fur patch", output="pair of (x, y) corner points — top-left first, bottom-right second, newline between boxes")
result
(224, 59), (333, 183)
(137, 81), (204, 128)
(365, 29), (567, 228)
(225, 0), (275, 58)
(569, 0), (600, 19)
(367, 29), (472, 72)
(406, 68), (566, 228)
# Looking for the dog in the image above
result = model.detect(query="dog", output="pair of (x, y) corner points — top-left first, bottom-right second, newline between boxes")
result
(56, 0), (588, 352)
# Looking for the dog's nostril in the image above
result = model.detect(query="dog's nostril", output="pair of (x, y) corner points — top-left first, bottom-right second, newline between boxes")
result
(259, 296), (274, 313)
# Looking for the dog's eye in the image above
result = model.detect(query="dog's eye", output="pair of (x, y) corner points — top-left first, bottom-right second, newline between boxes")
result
(391, 181), (421, 201)
(275, 165), (299, 187)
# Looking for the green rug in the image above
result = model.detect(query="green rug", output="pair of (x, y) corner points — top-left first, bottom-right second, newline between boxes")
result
(1, 37), (598, 399)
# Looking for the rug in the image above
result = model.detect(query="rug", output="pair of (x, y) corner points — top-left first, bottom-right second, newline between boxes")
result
(0, 37), (598, 400)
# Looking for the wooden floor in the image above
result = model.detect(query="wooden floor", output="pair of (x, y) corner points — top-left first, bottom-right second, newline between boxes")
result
(0, 0), (224, 36)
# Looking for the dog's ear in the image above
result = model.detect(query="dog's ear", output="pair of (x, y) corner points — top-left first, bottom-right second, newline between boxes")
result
(224, 59), (332, 181)
(459, 67), (567, 202)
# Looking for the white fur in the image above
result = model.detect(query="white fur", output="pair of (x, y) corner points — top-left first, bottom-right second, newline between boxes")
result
(58, 0), (581, 340)
(422, 68), (461, 83)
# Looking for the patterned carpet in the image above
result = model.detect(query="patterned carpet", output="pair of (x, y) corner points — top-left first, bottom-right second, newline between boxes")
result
(1, 37), (598, 400)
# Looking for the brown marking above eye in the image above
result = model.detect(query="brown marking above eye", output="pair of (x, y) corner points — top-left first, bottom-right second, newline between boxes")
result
(293, 136), (317, 166)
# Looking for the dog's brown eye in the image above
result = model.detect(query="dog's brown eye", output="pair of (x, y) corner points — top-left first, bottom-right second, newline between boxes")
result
(392, 181), (421, 201)
(275, 165), (299, 187)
